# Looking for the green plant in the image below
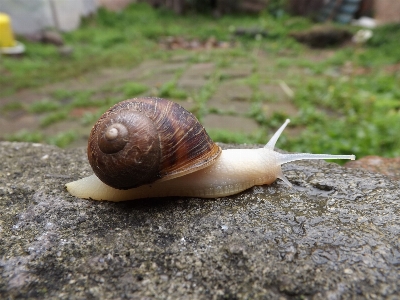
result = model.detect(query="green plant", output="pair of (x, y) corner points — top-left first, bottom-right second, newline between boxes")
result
(40, 111), (68, 127)
(80, 110), (103, 126)
(1, 102), (24, 112)
(29, 100), (61, 113)
(52, 89), (75, 101)
(5, 130), (44, 143)
(69, 90), (101, 108)
(158, 81), (187, 99)
(123, 82), (149, 98)
(46, 131), (77, 148)
(267, 0), (288, 18)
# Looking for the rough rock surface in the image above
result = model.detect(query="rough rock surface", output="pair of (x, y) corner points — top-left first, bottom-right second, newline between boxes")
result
(0, 142), (399, 299)
(345, 155), (400, 181)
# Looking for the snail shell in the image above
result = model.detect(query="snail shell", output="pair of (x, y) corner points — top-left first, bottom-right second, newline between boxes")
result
(87, 97), (222, 189)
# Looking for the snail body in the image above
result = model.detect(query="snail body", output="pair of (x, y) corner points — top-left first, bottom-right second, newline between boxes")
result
(66, 97), (355, 202)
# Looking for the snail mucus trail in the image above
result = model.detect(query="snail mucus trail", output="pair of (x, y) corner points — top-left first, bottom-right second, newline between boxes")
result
(66, 97), (355, 202)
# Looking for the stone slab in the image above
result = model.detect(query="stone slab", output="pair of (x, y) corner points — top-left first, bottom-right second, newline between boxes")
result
(220, 63), (254, 79)
(261, 101), (299, 118)
(177, 63), (215, 92)
(211, 81), (253, 103)
(0, 142), (399, 299)
(258, 84), (290, 102)
(202, 114), (259, 134)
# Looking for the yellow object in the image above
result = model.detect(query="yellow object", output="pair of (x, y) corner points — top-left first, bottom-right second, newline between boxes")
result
(0, 13), (16, 48)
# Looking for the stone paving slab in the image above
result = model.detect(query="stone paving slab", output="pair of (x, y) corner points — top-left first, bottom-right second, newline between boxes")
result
(177, 77), (208, 93)
(177, 63), (215, 92)
(208, 98), (252, 115)
(210, 81), (253, 102)
(139, 73), (176, 88)
(258, 84), (290, 101)
(219, 63), (254, 79)
(1, 55), (304, 148)
(202, 114), (259, 134)
(261, 101), (298, 118)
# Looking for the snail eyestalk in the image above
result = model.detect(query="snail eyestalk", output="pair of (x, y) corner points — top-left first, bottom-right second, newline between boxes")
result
(276, 152), (355, 166)
(264, 118), (356, 187)
(265, 119), (290, 150)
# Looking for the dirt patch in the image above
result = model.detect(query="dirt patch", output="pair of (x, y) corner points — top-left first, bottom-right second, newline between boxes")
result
(290, 26), (352, 48)
(159, 36), (232, 50)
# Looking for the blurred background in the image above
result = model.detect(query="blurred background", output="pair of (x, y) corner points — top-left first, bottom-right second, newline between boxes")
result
(0, 0), (399, 162)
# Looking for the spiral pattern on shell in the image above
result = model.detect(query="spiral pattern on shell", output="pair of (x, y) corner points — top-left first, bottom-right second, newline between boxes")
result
(87, 97), (222, 189)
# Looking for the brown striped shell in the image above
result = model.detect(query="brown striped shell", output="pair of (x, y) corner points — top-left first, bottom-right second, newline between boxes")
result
(87, 97), (222, 190)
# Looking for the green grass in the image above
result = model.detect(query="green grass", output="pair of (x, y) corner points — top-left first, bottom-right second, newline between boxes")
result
(2, 2), (306, 96)
(40, 111), (68, 127)
(28, 99), (61, 113)
(0, 2), (399, 156)
(6, 130), (77, 148)
(80, 110), (103, 126)
(5, 130), (44, 144)
(122, 82), (149, 98)
(46, 130), (78, 148)
(284, 70), (400, 158)
(158, 81), (188, 99)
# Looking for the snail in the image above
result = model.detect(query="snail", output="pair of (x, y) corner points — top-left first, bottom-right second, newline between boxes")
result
(66, 97), (355, 202)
